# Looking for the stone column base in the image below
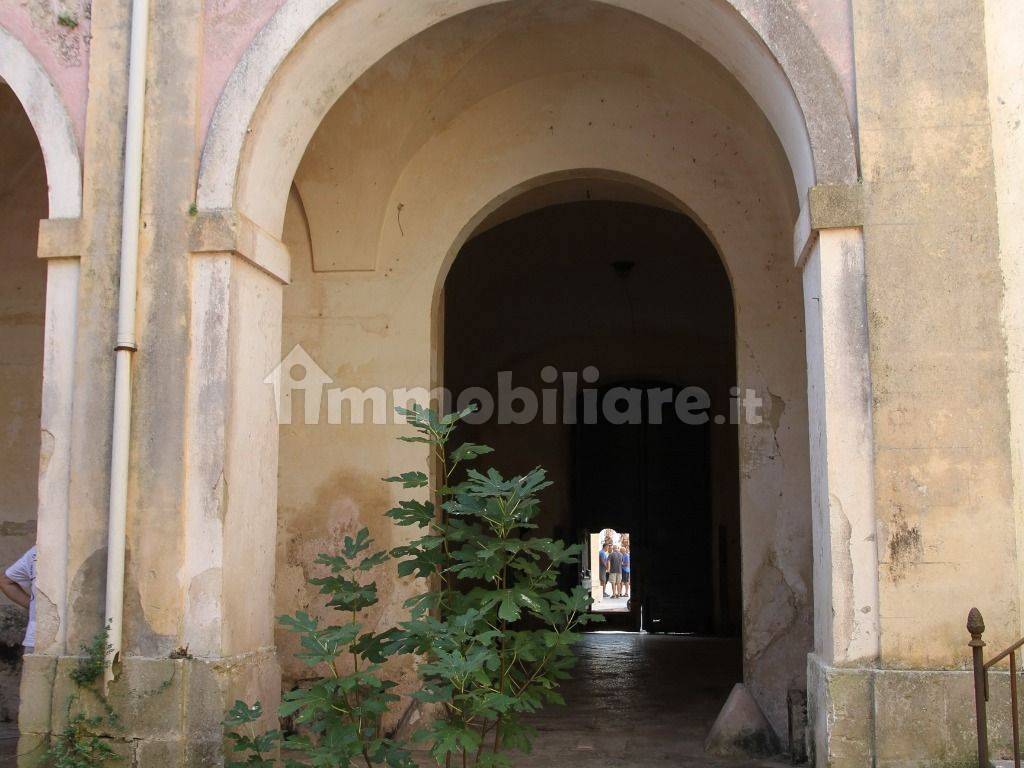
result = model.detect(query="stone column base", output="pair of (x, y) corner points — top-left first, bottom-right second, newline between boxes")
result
(17, 649), (280, 767)
(808, 653), (1018, 767)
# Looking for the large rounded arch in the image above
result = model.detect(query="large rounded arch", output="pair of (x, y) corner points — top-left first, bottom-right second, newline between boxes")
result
(272, 13), (815, 727)
(197, 0), (857, 237)
(0, 24), (82, 218)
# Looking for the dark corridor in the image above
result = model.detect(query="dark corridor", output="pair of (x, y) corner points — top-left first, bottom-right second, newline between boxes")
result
(444, 196), (742, 638)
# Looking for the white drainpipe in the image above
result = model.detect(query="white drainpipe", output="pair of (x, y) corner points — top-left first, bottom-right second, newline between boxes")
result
(104, 0), (150, 685)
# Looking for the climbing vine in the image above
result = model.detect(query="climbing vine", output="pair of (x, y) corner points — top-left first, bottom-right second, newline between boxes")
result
(45, 624), (119, 768)
(41, 623), (177, 767)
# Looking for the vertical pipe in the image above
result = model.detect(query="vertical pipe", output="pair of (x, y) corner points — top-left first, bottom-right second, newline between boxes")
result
(969, 609), (989, 768)
(104, 0), (150, 685)
(1011, 651), (1020, 768)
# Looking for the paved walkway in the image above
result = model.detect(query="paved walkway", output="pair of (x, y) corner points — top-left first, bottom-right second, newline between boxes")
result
(0, 635), (793, 767)
(591, 594), (631, 613)
(0, 722), (17, 767)
(509, 633), (789, 767)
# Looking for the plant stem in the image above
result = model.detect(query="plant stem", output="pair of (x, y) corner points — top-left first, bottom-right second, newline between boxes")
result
(473, 721), (491, 764)
(492, 532), (509, 756)
(438, 444), (454, 616)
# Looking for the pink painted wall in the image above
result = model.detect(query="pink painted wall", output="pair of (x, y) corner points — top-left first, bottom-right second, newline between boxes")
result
(0, 1), (90, 149)
(201, 0), (286, 141)
(791, 0), (857, 126)
(3, 0), (858, 173)
(196, 0), (858, 149)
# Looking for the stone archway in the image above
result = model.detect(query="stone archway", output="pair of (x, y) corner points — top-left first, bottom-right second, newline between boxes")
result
(185, 0), (876, 759)
(0, 29), (83, 723)
(0, 26), (81, 220)
(0, 26), (82, 660)
(197, 0), (857, 233)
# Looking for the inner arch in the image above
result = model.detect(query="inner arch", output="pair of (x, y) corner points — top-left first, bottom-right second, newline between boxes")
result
(442, 196), (743, 757)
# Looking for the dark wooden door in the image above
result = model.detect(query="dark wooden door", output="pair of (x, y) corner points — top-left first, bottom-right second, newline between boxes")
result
(573, 385), (712, 633)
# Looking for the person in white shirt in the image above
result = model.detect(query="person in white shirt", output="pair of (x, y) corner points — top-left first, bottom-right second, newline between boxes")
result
(1, 546), (36, 652)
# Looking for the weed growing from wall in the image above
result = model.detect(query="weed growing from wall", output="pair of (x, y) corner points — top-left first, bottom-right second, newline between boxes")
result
(46, 624), (119, 768)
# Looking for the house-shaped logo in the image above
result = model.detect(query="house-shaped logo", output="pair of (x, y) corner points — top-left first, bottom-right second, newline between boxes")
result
(264, 344), (333, 424)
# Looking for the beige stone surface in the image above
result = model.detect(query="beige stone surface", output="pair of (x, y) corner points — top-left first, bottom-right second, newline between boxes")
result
(983, 0), (1024, 644)
(810, 653), (1024, 767)
(705, 683), (780, 757)
(17, 651), (278, 767)
(853, 0), (1019, 666)
(60, 0), (133, 655)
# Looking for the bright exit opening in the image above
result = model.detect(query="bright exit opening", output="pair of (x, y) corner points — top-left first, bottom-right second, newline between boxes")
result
(587, 529), (631, 613)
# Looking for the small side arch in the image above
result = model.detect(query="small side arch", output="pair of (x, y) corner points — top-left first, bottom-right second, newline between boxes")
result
(0, 24), (82, 219)
(0, 24), (83, 657)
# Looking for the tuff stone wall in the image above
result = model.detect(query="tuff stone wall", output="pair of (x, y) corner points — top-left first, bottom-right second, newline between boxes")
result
(855, 0), (1015, 661)
(803, 0), (1023, 764)
(17, 651), (279, 766)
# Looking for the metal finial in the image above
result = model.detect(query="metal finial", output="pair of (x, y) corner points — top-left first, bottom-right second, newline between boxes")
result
(968, 607), (986, 638)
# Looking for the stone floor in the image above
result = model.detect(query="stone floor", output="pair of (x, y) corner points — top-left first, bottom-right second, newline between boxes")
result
(0, 634), (795, 767)
(591, 594), (631, 613)
(0, 722), (16, 767)
(413, 632), (793, 768)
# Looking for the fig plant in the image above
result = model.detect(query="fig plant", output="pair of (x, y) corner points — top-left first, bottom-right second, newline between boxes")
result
(225, 529), (413, 768)
(386, 405), (602, 767)
(225, 405), (599, 767)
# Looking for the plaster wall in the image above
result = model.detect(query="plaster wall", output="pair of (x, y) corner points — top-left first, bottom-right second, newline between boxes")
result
(0, 0), (858, 160)
(198, 0), (856, 237)
(194, 0), (857, 174)
(853, 0), (1018, 665)
(789, 0), (856, 129)
(983, 0), (1024, 642)
(18, 0), (291, 755)
(200, 0), (286, 139)
(802, 227), (878, 668)
(276, 2), (812, 737)
(797, 1), (1024, 764)
(12, 0), (1021, 763)
(57, 0), (133, 656)
(121, 0), (205, 659)
(0, 0), (86, 691)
